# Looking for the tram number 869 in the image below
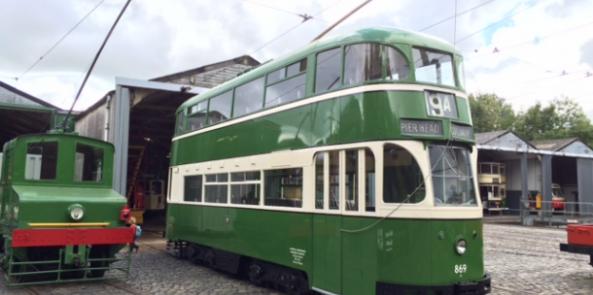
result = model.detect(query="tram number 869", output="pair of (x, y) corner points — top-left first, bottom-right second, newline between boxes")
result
(454, 264), (468, 275)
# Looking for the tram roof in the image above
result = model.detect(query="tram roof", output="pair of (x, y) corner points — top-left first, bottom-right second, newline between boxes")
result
(178, 27), (460, 111)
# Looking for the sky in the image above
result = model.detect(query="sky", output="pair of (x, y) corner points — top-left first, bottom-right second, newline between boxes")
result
(1, 0), (592, 117)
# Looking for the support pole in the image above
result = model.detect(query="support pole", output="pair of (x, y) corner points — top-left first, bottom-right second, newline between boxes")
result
(542, 154), (553, 221)
(521, 152), (529, 225)
(111, 85), (131, 195)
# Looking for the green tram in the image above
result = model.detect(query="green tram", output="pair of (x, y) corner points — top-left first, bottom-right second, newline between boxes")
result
(166, 27), (491, 294)
(0, 132), (134, 285)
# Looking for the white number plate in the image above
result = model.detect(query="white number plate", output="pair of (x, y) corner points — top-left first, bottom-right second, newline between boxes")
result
(454, 264), (468, 274)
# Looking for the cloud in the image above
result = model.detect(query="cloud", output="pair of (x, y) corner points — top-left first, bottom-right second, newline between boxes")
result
(0, 0), (592, 119)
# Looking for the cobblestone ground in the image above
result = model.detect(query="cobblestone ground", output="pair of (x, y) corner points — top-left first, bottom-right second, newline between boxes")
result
(0, 231), (278, 295)
(485, 223), (593, 295)
(0, 224), (591, 294)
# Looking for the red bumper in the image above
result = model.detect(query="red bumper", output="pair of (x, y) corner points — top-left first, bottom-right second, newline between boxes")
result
(12, 227), (135, 248)
(567, 224), (593, 247)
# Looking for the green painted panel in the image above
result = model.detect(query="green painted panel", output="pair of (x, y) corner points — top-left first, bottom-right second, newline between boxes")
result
(6, 186), (126, 229)
(167, 204), (313, 273)
(172, 91), (473, 165)
(312, 214), (342, 293)
(167, 204), (485, 294)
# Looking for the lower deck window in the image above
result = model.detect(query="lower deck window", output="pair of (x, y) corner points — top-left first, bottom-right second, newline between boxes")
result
(264, 168), (302, 207)
(205, 173), (228, 203)
(383, 144), (425, 203)
(184, 175), (202, 202)
(231, 171), (261, 205)
(430, 145), (477, 206)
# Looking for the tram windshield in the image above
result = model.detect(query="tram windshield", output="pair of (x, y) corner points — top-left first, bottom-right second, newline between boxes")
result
(413, 48), (455, 87)
(429, 145), (477, 206)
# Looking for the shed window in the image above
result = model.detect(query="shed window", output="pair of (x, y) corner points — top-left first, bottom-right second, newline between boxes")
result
(315, 48), (342, 93)
(74, 144), (103, 182)
(208, 91), (232, 125)
(25, 142), (58, 180)
(264, 168), (302, 207)
(234, 77), (264, 118)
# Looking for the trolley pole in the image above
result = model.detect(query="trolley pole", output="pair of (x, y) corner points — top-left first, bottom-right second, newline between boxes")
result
(310, 0), (373, 42)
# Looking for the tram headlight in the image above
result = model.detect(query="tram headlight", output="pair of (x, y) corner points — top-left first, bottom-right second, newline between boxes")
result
(68, 204), (85, 221)
(455, 239), (467, 255)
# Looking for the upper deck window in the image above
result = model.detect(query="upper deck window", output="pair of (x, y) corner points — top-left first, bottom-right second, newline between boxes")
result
(74, 144), (103, 182)
(188, 100), (208, 131)
(234, 77), (264, 118)
(344, 43), (382, 86)
(457, 58), (466, 89)
(385, 46), (410, 80)
(413, 48), (455, 87)
(25, 142), (58, 180)
(315, 48), (342, 93)
(430, 145), (477, 206)
(175, 112), (185, 134)
(265, 59), (307, 108)
(208, 91), (233, 125)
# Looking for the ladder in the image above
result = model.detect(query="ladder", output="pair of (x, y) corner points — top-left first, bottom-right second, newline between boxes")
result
(126, 146), (146, 200)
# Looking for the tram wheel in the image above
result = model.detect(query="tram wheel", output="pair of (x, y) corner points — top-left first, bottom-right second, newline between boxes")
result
(285, 272), (308, 295)
(204, 249), (215, 267)
(248, 262), (264, 286)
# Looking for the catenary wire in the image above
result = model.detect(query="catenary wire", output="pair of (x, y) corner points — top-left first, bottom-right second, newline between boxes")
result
(250, 0), (341, 55)
(418, 0), (498, 32)
(14, 0), (106, 81)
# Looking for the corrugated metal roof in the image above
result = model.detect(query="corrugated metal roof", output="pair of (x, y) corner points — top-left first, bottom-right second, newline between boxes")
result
(531, 138), (579, 151)
(475, 130), (509, 145)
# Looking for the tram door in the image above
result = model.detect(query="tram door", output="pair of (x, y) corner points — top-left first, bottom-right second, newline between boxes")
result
(313, 149), (374, 294)
(312, 151), (342, 293)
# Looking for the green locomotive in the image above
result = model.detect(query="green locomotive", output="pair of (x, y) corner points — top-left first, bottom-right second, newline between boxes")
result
(0, 132), (134, 285)
(166, 27), (490, 294)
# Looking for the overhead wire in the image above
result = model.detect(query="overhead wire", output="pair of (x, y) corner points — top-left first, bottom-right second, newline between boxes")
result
(250, 0), (341, 55)
(463, 17), (593, 87)
(418, 0), (498, 32)
(14, 0), (106, 81)
(241, 0), (314, 22)
(455, 1), (530, 45)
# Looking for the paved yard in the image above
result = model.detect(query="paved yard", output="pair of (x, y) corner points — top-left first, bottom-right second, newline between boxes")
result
(0, 224), (592, 294)
(485, 223), (593, 294)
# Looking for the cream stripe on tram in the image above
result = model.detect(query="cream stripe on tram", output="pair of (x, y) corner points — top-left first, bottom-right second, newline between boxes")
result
(168, 141), (482, 220)
(172, 83), (468, 142)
